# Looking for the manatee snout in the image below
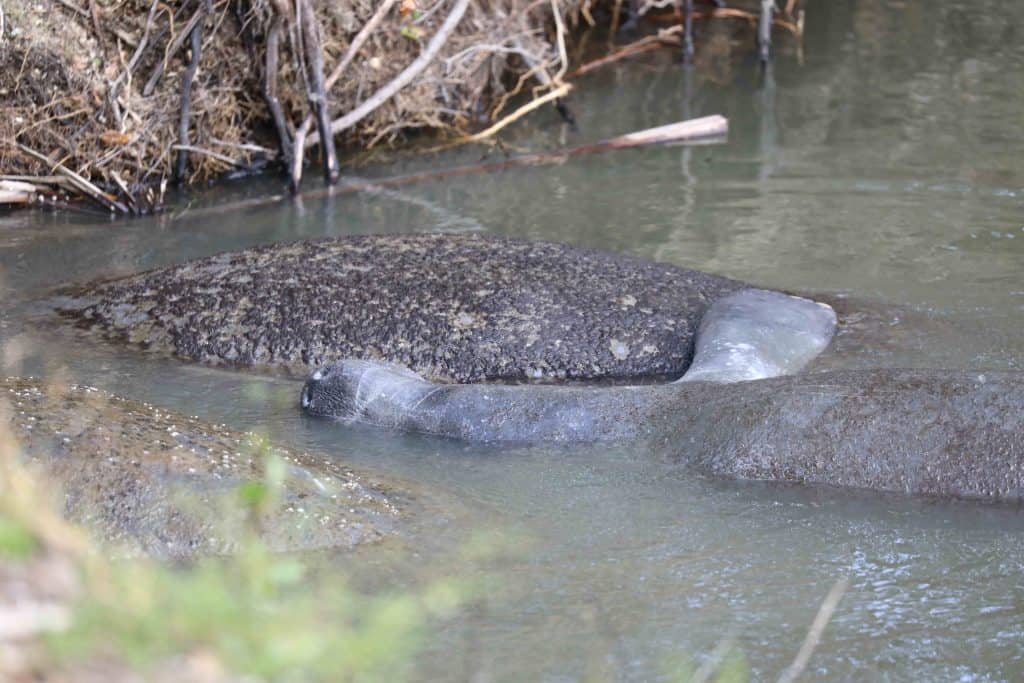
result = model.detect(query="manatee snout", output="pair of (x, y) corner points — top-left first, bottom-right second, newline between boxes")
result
(302, 360), (436, 423)
(301, 363), (356, 418)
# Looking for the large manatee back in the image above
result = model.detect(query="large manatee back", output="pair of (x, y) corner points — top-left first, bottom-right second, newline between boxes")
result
(55, 234), (745, 382)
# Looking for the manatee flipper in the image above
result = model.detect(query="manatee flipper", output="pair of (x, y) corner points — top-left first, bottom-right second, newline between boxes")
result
(678, 289), (837, 384)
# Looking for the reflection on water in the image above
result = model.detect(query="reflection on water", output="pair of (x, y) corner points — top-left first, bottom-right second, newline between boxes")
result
(3, 0), (1024, 679)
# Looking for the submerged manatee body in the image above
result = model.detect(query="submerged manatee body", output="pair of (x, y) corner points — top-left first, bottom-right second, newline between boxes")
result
(2, 378), (406, 557)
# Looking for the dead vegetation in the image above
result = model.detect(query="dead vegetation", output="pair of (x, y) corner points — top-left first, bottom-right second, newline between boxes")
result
(0, 0), (803, 214)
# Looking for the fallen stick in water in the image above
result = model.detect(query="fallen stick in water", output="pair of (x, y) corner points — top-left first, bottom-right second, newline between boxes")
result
(303, 115), (728, 197)
(179, 115), (728, 219)
(0, 180), (39, 205)
(16, 143), (130, 214)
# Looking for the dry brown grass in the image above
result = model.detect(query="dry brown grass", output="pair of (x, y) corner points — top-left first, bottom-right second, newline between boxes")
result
(1, 0), (592, 211)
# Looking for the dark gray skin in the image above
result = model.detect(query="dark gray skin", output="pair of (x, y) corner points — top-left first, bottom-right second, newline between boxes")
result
(52, 234), (745, 382)
(2, 377), (407, 558)
(677, 369), (1024, 501)
(302, 365), (1024, 502)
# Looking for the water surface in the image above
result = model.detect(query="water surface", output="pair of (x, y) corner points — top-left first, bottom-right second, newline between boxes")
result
(3, 0), (1024, 679)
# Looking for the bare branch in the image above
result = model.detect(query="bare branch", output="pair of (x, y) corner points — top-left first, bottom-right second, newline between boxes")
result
(16, 142), (128, 213)
(305, 0), (471, 148)
(460, 82), (571, 144)
(297, 0), (338, 184)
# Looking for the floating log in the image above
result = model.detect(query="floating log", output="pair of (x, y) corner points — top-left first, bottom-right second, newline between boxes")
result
(599, 115), (728, 148)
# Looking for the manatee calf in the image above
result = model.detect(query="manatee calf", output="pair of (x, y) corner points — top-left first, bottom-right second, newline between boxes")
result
(300, 289), (839, 439)
(53, 234), (745, 382)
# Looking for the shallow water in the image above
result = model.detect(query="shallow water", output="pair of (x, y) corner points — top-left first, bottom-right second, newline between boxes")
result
(3, 0), (1024, 679)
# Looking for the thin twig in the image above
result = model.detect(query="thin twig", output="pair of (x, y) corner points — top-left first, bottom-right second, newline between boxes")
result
(609, 0), (624, 36)
(143, 5), (204, 96)
(489, 58), (550, 120)
(568, 32), (672, 78)
(306, 0), (471, 147)
(327, 0), (398, 93)
(109, 171), (137, 214)
(549, 0), (569, 82)
(54, 0), (88, 17)
(777, 577), (850, 683)
(171, 144), (243, 167)
(458, 82), (570, 143)
(0, 175), (68, 186)
(16, 142), (128, 213)
(115, 0), (160, 89)
(208, 138), (276, 155)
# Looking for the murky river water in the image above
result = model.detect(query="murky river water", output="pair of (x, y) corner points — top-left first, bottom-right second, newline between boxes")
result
(3, 0), (1024, 679)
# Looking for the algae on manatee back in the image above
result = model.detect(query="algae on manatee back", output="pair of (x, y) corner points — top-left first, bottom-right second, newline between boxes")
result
(53, 234), (745, 382)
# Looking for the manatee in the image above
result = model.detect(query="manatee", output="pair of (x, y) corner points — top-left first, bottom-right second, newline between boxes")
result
(48, 233), (1024, 501)
(1, 377), (407, 558)
(52, 234), (746, 382)
(300, 288), (839, 439)
(298, 272), (1024, 504)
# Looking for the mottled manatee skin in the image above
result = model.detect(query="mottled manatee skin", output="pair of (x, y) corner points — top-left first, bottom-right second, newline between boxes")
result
(54, 234), (745, 382)
(2, 378), (402, 558)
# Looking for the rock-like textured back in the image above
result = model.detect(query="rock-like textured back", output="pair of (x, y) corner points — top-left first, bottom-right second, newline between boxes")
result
(56, 234), (746, 382)
(3, 377), (403, 557)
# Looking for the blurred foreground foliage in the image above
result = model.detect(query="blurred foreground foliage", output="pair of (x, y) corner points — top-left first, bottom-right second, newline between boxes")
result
(0, 425), (469, 681)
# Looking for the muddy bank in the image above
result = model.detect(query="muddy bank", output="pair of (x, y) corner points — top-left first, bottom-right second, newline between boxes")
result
(2, 376), (410, 557)
(52, 234), (745, 382)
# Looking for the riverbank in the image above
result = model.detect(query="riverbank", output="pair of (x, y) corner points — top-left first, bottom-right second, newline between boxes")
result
(1, 0), (801, 214)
